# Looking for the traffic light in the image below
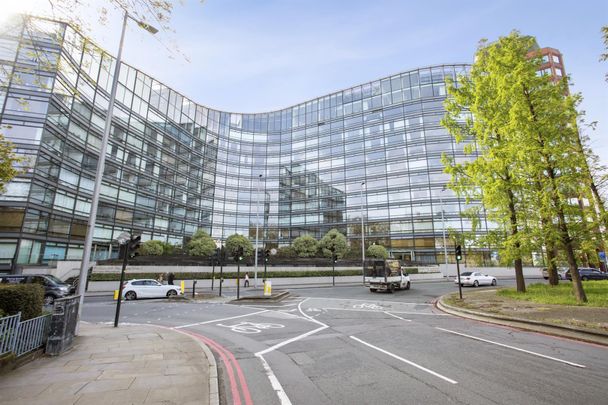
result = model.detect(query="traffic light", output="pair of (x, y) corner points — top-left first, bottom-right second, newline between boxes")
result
(330, 246), (337, 264)
(264, 249), (270, 263)
(238, 246), (244, 262)
(213, 247), (220, 263)
(127, 235), (141, 258)
(455, 245), (462, 261)
(257, 248), (264, 263)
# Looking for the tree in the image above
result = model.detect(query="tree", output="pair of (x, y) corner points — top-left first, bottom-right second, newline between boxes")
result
(139, 240), (164, 256)
(0, 134), (22, 193)
(601, 25), (608, 81)
(225, 234), (253, 259)
(186, 230), (215, 257)
(367, 244), (388, 259)
(292, 235), (319, 258)
(319, 229), (348, 259)
(443, 31), (597, 303)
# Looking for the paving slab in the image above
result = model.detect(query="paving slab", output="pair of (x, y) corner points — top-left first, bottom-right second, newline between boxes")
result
(0, 323), (217, 405)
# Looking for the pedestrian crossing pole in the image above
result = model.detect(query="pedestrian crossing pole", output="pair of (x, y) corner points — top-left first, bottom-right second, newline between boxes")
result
(455, 245), (463, 300)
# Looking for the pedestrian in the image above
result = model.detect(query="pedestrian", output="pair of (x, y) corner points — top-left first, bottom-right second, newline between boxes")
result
(244, 272), (249, 287)
(168, 272), (175, 285)
(157, 273), (164, 284)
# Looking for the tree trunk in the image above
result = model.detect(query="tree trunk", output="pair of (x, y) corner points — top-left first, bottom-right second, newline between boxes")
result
(507, 186), (525, 293)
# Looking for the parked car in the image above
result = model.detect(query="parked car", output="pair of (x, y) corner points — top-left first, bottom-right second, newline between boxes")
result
(122, 279), (182, 300)
(565, 268), (608, 281)
(454, 271), (497, 287)
(542, 267), (568, 280)
(0, 274), (72, 305)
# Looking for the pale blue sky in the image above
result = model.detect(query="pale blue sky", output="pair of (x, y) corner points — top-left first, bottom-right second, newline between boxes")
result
(10, 0), (608, 160)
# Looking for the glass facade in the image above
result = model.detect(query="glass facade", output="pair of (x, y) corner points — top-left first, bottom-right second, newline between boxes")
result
(0, 17), (490, 266)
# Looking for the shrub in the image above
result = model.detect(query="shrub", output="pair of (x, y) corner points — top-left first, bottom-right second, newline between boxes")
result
(319, 229), (348, 259)
(275, 246), (296, 258)
(292, 235), (319, 257)
(187, 230), (216, 257)
(140, 240), (164, 256)
(225, 234), (253, 259)
(367, 244), (389, 259)
(0, 284), (44, 320)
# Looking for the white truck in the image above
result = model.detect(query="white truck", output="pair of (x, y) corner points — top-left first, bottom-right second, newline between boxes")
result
(364, 259), (411, 293)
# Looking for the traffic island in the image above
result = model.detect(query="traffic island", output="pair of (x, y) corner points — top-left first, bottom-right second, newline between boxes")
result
(437, 289), (608, 346)
(231, 290), (290, 302)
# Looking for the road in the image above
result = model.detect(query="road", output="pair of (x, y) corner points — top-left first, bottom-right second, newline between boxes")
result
(82, 279), (608, 405)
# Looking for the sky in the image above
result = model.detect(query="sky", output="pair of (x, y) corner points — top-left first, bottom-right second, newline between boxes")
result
(4, 0), (608, 162)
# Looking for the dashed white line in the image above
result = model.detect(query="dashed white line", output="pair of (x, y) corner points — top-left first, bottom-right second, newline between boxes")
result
(436, 327), (586, 368)
(350, 336), (458, 384)
(173, 309), (268, 329)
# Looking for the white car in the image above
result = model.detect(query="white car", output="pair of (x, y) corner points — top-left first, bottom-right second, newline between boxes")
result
(122, 279), (182, 300)
(454, 271), (497, 287)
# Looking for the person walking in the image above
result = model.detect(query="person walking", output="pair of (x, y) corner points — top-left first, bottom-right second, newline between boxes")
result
(244, 272), (250, 288)
(168, 272), (175, 285)
(157, 273), (164, 284)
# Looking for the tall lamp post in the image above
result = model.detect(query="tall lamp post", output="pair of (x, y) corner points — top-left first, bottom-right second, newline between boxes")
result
(76, 10), (158, 329)
(439, 186), (448, 277)
(254, 174), (262, 288)
(360, 181), (366, 282)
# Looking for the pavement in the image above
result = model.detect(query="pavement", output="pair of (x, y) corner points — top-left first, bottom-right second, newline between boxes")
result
(437, 290), (608, 346)
(0, 323), (218, 405)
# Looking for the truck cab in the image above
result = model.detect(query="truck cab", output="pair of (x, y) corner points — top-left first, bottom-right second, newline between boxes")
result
(364, 259), (411, 293)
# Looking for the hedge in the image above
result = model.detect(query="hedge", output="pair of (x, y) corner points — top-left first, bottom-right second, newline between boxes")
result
(90, 269), (364, 282)
(0, 284), (44, 320)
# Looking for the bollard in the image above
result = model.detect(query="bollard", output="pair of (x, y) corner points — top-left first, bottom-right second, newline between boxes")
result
(113, 290), (118, 300)
(192, 280), (197, 297)
(180, 280), (185, 294)
(264, 280), (272, 296)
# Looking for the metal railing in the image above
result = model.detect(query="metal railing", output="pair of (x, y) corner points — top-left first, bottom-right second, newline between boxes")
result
(0, 312), (51, 357)
(0, 313), (20, 356)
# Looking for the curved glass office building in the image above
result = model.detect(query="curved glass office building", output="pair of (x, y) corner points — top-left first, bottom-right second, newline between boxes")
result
(0, 17), (489, 267)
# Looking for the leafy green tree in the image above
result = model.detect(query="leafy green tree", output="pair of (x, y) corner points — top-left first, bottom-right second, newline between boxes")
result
(225, 234), (253, 259)
(0, 134), (22, 193)
(276, 246), (296, 258)
(292, 235), (319, 258)
(187, 230), (216, 257)
(139, 240), (164, 256)
(444, 31), (596, 302)
(367, 244), (388, 259)
(319, 229), (348, 259)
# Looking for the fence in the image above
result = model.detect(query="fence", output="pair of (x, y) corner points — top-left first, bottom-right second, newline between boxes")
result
(0, 312), (51, 357)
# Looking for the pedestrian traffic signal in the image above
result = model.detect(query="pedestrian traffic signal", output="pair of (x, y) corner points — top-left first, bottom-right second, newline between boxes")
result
(455, 245), (462, 261)
(257, 248), (264, 263)
(264, 249), (270, 263)
(127, 235), (141, 258)
(238, 246), (244, 262)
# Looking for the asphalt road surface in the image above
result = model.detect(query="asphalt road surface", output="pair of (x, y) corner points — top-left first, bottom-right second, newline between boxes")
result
(82, 279), (608, 405)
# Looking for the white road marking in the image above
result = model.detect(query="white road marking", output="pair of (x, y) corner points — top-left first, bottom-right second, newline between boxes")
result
(217, 321), (285, 334)
(436, 327), (586, 369)
(384, 312), (412, 322)
(255, 325), (329, 356)
(350, 336), (458, 384)
(173, 309), (268, 329)
(306, 296), (433, 305)
(298, 298), (329, 327)
(256, 354), (293, 405)
(324, 307), (446, 316)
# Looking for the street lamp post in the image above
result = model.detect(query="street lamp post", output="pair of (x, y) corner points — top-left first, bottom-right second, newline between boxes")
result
(439, 187), (448, 277)
(76, 10), (157, 330)
(360, 181), (366, 282)
(254, 174), (262, 288)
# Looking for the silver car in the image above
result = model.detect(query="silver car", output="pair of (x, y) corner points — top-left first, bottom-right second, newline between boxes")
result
(454, 271), (497, 287)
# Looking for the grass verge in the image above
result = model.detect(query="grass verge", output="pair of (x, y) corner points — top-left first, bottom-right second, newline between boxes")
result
(497, 281), (608, 307)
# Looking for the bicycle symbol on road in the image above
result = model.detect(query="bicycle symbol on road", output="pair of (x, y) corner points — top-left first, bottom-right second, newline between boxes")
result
(216, 321), (285, 334)
(353, 303), (384, 310)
